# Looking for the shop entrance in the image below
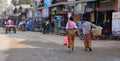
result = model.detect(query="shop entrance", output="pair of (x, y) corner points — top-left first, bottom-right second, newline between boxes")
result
(96, 11), (113, 35)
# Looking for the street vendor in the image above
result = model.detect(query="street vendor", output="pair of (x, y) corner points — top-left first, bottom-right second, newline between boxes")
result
(5, 18), (16, 33)
(7, 19), (13, 25)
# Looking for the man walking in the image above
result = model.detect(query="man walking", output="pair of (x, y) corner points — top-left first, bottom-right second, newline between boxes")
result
(82, 18), (98, 51)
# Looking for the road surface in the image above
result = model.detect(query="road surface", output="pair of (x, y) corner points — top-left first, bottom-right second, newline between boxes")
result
(0, 28), (120, 61)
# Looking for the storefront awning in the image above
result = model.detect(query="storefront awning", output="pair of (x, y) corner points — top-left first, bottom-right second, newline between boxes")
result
(37, 0), (95, 10)
(99, 2), (114, 11)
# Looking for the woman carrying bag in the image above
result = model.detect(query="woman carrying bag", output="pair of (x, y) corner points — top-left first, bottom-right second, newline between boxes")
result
(66, 17), (78, 53)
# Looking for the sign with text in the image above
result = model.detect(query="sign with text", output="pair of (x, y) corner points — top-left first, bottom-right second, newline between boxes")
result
(112, 12), (120, 36)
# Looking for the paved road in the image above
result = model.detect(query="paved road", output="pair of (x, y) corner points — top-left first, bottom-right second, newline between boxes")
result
(0, 28), (120, 61)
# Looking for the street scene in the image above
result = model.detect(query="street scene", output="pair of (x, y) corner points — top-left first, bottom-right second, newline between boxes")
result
(0, 0), (120, 61)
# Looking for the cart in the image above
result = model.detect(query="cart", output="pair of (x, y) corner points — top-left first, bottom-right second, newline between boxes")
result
(5, 25), (16, 34)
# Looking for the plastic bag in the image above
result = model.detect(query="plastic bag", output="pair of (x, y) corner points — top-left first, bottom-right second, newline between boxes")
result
(63, 36), (68, 45)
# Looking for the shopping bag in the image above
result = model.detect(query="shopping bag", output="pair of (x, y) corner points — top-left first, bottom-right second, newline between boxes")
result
(63, 36), (68, 45)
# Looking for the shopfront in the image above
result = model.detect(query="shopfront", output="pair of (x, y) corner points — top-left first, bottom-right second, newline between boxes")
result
(84, 1), (95, 22)
(95, 0), (118, 35)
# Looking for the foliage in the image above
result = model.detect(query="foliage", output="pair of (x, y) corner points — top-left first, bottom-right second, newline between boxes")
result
(20, 0), (33, 4)
(0, 0), (8, 11)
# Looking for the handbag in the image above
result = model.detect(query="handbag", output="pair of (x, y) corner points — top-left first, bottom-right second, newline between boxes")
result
(63, 36), (68, 45)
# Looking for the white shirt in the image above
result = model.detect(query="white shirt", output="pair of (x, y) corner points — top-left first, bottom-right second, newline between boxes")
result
(66, 21), (77, 29)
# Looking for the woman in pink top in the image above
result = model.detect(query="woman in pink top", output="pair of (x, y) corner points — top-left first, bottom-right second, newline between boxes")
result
(66, 17), (78, 53)
(7, 19), (13, 25)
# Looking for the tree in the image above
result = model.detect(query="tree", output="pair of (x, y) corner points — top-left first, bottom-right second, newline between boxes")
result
(11, 0), (20, 6)
(0, 0), (7, 3)
(20, 0), (33, 4)
(8, 4), (14, 10)
(0, 0), (8, 11)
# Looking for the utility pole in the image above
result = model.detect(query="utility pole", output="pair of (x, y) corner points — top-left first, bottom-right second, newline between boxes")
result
(32, 0), (37, 21)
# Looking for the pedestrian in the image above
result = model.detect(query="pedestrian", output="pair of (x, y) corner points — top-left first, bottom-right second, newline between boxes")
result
(7, 19), (15, 33)
(104, 19), (111, 38)
(82, 18), (98, 51)
(50, 17), (55, 33)
(7, 19), (13, 25)
(41, 18), (47, 34)
(66, 16), (78, 53)
(22, 20), (27, 31)
(46, 18), (50, 33)
(18, 21), (23, 31)
(77, 19), (83, 39)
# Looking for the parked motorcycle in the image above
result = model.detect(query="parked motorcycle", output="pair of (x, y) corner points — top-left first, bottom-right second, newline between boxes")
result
(57, 26), (66, 36)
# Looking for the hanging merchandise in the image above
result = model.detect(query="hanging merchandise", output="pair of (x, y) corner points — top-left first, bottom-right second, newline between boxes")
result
(42, 8), (49, 17)
(55, 15), (62, 27)
(27, 10), (33, 18)
(35, 10), (41, 17)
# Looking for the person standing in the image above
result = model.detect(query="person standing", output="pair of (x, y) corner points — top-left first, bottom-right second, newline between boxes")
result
(82, 18), (98, 51)
(7, 19), (13, 25)
(77, 20), (83, 39)
(18, 21), (23, 31)
(66, 17), (78, 53)
(41, 18), (46, 34)
(46, 18), (50, 33)
(7, 19), (16, 33)
(50, 17), (55, 33)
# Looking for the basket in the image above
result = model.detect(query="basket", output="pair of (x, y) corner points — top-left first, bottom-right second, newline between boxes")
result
(91, 28), (102, 36)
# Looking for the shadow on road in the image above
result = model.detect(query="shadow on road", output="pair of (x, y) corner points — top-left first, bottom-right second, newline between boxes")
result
(4, 39), (120, 61)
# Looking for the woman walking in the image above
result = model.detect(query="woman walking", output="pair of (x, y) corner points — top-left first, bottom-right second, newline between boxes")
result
(82, 18), (98, 51)
(66, 17), (78, 53)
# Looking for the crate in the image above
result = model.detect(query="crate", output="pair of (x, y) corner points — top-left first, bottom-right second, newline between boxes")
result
(91, 28), (102, 36)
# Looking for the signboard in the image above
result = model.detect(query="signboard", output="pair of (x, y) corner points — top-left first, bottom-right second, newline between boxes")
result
(74, 3), (86, 14)
(112, 12), (120, 36)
